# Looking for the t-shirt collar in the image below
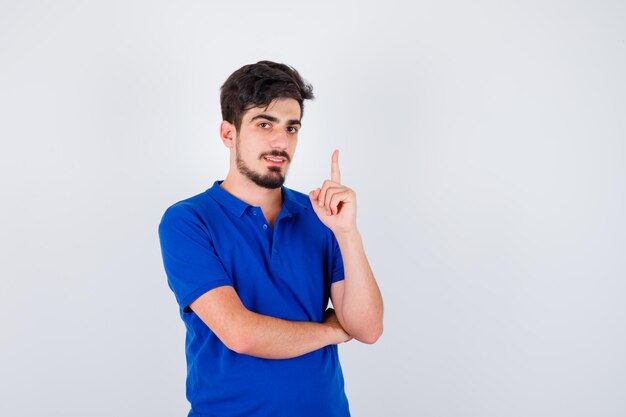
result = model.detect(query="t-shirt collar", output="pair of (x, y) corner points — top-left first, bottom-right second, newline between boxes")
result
(206, 180), (308, 218)
(281, 187), (309, 218)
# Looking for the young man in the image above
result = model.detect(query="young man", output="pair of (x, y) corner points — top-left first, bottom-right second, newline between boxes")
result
(158, 61), (383, 417)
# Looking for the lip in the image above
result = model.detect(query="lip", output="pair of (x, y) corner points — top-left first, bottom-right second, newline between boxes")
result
(264, 156), (287, 166)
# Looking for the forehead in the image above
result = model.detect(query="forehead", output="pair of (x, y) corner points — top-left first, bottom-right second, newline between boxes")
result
(243, 98), (302, 122)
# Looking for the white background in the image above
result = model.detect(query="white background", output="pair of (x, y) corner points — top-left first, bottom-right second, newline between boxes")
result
(1, 1), (625, 416)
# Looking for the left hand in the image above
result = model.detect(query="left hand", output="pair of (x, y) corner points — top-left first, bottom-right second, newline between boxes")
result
(309, 149), (357, 234)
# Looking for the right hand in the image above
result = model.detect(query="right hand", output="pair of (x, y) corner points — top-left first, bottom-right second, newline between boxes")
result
(323, 308), (352, 344)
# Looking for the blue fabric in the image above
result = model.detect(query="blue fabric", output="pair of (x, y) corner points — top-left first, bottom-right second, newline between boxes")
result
(158, 180), (350, 417)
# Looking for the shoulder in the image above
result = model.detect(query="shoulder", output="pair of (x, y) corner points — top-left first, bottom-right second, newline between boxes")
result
(282, 186), (322, 222)
(159, 188), (219, 229)
(283, 186), (314, 210)
(282, 186), (334, 236)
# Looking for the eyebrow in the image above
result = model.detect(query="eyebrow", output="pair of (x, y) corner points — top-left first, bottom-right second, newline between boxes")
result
(250, 114), (302, 126)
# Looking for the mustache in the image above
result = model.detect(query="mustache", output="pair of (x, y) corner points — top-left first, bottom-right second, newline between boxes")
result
(260, 150), (291, 162)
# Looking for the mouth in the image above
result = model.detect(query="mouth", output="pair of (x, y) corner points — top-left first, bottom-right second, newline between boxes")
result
(263, 156), (288, 166)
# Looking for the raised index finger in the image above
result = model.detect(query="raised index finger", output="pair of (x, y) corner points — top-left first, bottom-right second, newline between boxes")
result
(331, 149), (341, 184)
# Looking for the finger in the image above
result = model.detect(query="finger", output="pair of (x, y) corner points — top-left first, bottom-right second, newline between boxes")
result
(317, 180), (335, 208)
(323, 187), (343, 214)
(328, 190), (350, 215)
(322, 184), (344, 215)
(331, 149), (341, 184)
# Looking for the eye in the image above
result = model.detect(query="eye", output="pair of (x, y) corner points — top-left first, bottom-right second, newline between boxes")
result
(287, 126), (299, 134)
(259, 122), (271, 128)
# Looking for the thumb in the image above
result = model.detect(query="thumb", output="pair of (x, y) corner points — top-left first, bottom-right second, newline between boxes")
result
(309, 189), (325, 216)
(309, 188), (321, 200)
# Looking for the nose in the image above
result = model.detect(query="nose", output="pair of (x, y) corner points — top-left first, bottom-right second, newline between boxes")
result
(270, 129), (288, 150)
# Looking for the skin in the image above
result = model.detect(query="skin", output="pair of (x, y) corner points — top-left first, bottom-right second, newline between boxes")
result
(309, 150), (384, 343)
(189, 97), (383, 359)
(219, 98), (300, 227)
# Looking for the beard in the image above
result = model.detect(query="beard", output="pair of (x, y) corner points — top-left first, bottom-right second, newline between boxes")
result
(235, 138), (290, 189)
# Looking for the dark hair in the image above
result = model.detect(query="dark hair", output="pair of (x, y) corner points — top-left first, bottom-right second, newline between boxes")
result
(220, 60), (314, 131)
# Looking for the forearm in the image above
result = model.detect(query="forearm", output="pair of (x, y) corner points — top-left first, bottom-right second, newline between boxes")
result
(233, 310), (344, 360)
(190, 286), (349, 360)
(335, 230), (384, 343)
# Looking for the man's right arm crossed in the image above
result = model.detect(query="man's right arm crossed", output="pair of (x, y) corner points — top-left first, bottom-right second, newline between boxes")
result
(189, 286), (352, 360)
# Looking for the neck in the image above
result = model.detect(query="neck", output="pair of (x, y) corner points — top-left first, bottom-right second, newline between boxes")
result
(220, 171), (283, 213)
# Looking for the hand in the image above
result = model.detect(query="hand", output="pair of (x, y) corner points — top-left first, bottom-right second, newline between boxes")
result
(323, 308), (352, 344)
(309, 149), (357, 235)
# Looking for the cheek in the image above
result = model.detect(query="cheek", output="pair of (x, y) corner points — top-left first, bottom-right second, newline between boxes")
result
(238, 140), (260, 158)
(290, 138), (298, 152)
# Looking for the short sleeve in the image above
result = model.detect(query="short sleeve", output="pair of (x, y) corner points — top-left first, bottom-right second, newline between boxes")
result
(158, 204), (233, 311)
(330, 233), (345, 284)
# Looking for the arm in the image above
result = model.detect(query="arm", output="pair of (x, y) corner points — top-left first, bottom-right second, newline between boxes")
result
(158, 205), (351, 360)
(309, 149), (384, 344)
(330, 231), (383, 344)
(189, 286), (351, 360)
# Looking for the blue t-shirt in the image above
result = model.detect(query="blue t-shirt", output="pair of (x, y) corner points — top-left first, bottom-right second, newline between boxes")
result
(158, 180), (350, 417)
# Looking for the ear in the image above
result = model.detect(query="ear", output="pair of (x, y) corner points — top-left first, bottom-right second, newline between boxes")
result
(220, 120), (236, 149)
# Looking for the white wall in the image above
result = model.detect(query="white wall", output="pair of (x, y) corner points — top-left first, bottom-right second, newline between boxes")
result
(1, 1), (625, 416)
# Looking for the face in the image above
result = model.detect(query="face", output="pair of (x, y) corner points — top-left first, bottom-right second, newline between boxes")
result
(233, 98), (302, 189)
